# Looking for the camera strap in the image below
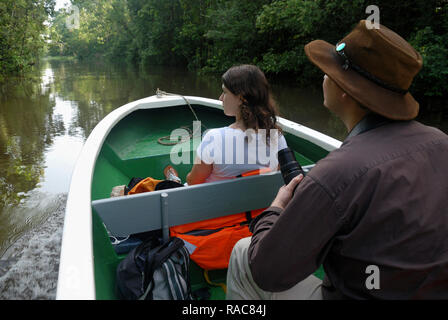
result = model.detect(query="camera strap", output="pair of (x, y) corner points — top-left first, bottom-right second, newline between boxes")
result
(345, 113), (393, 141)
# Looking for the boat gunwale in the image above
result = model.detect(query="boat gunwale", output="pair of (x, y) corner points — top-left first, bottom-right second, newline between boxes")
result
(56, 94), (341, 300)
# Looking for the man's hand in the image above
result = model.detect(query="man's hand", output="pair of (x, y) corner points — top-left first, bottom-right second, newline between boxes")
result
(270, 174), (304, 210)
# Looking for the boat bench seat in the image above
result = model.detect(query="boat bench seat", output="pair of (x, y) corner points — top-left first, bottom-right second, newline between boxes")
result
(92, 166), (314, 239)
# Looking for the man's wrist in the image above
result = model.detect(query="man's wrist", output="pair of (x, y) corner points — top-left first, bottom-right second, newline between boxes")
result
(269, 199), (286, 210)
(270, 202), (283, 210)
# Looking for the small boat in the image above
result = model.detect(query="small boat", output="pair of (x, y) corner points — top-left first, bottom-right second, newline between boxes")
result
(56, 92), (342, 300)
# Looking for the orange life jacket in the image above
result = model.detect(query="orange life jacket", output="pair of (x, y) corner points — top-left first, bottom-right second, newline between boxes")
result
(127, 177), (163, 195)
(169, 168), (270, 270)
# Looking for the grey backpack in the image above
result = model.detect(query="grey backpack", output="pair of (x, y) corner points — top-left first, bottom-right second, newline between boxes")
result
(116, 236), (192, 300)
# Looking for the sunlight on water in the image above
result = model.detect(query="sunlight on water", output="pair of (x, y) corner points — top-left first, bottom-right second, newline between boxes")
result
(40, 97), (85, 194)
(40, 67), (54, 96)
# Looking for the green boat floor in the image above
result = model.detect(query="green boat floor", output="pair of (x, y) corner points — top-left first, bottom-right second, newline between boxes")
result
(105, 106), (225, 160)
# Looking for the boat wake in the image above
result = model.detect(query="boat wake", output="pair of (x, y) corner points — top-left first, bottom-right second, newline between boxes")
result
(0, 193), (67, 300)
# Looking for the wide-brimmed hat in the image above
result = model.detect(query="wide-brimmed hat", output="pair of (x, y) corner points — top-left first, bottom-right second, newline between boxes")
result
(304, 20), (423, 120)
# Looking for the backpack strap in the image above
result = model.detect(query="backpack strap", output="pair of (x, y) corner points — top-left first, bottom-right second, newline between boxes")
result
(203, 270), (227, 294)
(163, 258), (187, 299)
(163, 245), (192, 300)
(236, 168), (271, 225)
(244, 211), (252, 224)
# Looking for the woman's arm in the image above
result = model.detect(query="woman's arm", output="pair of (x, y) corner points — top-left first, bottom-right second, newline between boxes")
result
(186, 156), (213, 185)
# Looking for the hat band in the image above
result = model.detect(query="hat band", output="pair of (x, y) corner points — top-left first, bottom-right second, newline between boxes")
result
(335, 44), (408, 95)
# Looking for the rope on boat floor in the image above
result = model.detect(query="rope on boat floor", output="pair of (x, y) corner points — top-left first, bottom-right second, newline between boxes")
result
(155, 88), (207, 146)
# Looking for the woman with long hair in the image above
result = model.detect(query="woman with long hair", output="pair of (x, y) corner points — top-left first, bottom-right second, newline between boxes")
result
(182, 64), (287, 185)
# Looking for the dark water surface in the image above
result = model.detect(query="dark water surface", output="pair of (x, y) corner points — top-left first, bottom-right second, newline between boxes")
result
(0, 59), (446, 299)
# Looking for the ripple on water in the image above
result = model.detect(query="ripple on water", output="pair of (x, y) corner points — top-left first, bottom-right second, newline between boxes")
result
(0, 193), (67, 300)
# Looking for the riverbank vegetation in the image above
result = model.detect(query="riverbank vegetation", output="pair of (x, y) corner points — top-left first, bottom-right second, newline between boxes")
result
(0, 0), (55, 81)
(47, 0), (448, 111)
(1, 0), (447, 111)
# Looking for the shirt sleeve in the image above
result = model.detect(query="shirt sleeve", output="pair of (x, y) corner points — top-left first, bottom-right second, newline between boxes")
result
(248, 175), (346, 292)
(278, 134), (288, 151)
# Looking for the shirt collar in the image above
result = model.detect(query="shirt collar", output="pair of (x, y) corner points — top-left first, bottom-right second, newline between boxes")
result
(345, 113), (393, 142)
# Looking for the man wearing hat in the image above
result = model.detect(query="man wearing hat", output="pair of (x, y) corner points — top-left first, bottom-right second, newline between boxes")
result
(226, 20), (448, 299)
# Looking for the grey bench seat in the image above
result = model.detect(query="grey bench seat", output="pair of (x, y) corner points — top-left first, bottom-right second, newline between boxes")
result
(92, 166), (314, 240)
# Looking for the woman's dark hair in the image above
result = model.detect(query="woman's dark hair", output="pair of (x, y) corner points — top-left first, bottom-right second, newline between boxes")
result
(221, 64), (282, 141)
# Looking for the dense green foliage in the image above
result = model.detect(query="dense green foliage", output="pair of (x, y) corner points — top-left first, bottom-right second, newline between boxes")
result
(1, 1), (447, 108)
(45, 0), (448, 108)
(0, 0), (55, 80)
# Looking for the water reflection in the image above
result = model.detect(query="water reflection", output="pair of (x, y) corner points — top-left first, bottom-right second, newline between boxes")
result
(271, 79), (347, 140)
(40, 97), (84, 194)
(0, 63), (61, 255)
(0, 74), (52, 255)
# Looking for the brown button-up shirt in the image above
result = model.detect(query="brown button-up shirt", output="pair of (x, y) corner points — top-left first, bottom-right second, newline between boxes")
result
(248, 120), (448, 299)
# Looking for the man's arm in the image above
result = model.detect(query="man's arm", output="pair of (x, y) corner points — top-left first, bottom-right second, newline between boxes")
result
(248, 175), (345, 292)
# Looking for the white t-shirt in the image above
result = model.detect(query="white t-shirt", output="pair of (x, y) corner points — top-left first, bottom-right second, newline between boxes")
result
(197, 126), (288, 183)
